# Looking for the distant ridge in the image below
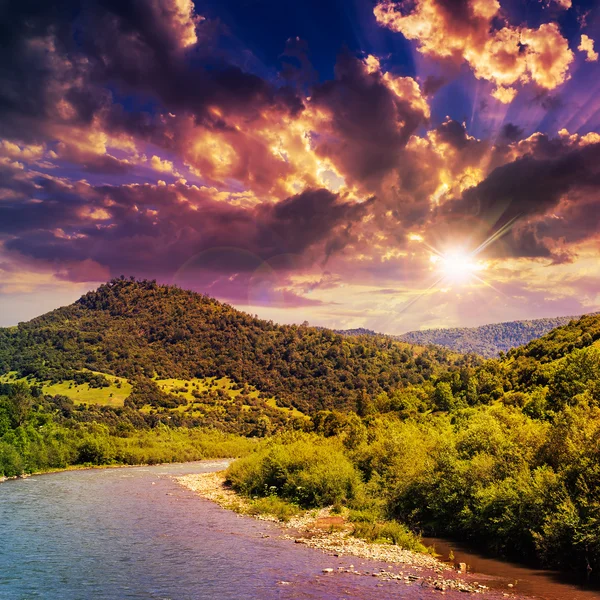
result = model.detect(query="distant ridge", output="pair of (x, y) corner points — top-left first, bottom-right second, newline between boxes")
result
(397, 316), (586, 357)
(338, 315), (597, 358)
(333, 327), (378, 337)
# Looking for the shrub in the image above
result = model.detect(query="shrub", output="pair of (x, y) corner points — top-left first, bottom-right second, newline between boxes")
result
(226, 434), (362, 508)
(352, 520), (428, 552)
(247, 496), (301, 522)
(0, 441), (24, 477)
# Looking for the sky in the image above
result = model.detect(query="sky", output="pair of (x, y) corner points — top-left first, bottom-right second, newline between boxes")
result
(1, 0), (600, 333)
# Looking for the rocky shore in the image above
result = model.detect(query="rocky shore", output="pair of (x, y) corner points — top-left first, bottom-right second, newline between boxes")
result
(176, 471), (503, 596)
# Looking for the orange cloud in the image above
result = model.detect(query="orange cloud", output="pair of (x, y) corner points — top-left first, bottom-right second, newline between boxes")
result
(578, 34), (599, 62)
(374, 0), (574, 102)
(552, 0), (572, 8)
(150, 155), (177, 174)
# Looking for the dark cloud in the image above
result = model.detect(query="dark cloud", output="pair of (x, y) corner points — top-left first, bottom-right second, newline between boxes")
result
(499, 123), (524, 143)
(2, 158), (368, 293)
(440, 139), (600, 259)
(0, 0), (302, 145)
(310, 52), (429, 189)
(435, 119), (470, 149)
(422, 75), (447, 96)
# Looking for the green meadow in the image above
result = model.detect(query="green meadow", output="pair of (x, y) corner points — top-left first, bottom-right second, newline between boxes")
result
(0, 371), (132, 407)
(0, 372), (304, 420)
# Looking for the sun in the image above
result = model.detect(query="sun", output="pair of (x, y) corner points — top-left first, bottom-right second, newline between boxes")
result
(431, 250), (483, 284)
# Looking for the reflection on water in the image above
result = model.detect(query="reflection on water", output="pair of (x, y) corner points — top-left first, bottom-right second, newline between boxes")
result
(423, 537), (600, 600)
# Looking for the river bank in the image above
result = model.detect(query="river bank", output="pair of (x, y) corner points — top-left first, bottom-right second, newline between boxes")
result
(177, 471), (511, 597)
(4, 458), (598, 599)
(0, 460), (178, 484)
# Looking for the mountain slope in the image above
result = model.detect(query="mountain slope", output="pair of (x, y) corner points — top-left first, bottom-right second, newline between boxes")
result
(0, 278), (471, 415)
(397, 316), (582, 357)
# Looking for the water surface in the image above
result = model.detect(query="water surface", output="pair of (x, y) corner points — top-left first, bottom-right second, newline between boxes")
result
(0, 461), (436, 600)
(2, 461), (599, 600)
(424, 536), (600, 600)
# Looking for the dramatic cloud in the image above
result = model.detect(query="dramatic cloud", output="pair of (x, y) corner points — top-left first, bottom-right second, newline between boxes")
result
(0, 151), (369, 306)
(438, 132), (600, 261)
(0, 0), (599, 331)
(309, 53), (429, 192)
(374, 0), (574, 102)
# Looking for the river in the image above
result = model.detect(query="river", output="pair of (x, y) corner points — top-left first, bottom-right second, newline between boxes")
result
(1, 460), (599, 600)
(423, 536), (600, 600)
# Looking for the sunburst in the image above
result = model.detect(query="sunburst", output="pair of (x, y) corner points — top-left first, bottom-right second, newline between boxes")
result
(398, 219), (518, 315)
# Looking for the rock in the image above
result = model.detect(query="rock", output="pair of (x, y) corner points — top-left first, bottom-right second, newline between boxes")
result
(457, 562), (467, 573)
(322, 568), (334, 574)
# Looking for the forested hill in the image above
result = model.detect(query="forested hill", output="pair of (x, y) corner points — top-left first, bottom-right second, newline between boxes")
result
(397, 316), (582, 357)
(0, 278), (470, 415)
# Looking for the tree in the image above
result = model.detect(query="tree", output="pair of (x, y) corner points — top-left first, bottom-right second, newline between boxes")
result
(434, 381), (455, 412)
(8, 382), (32, 426)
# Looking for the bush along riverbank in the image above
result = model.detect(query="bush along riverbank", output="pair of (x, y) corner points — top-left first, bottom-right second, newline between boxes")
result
(0, 382), (259, 478)
(183, 413), (600, 581)
(176, 469), (490, 596)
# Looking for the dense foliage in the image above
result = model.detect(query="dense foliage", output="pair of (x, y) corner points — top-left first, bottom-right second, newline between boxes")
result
(0, 382), (255, 478)
(227, 434), (361, 507)
(397, 316), (578, 357)
(0, 278), (470, 415)
(226, 312), (600, 575)
(226, 404), (600, 574)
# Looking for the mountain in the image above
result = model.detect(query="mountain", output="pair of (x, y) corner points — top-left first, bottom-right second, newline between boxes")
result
(396, 316), (584, 357)
(0, 278), (471, 418)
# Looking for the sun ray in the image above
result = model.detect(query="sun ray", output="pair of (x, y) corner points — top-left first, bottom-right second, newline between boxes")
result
(471, 215), (520, 256)
(397, 276), (446, 315)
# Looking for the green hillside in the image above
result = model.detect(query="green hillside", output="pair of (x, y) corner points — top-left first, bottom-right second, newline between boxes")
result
(0, 278), (468, 416)
(0, 371), (132, 407)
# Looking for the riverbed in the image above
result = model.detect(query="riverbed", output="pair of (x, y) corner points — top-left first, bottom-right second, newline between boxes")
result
(1, 460), (599, 599)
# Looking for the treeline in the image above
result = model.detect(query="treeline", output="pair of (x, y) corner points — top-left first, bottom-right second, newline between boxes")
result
(0, 278), (475, 414)
(398, 316), (579, 357)
(0, 382), (255, 477)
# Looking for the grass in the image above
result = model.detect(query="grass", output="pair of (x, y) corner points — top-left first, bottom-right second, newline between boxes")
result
(0, 371), (132, 407)
(1, 371), (304, 417)
(152, 376), (256, 401)
(265, 397), (305, 418)
(350, 520), (431, 553)
(246, 496), (302, 522)
(111, 428), (257, 465)
(152, 376), (305, 418)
